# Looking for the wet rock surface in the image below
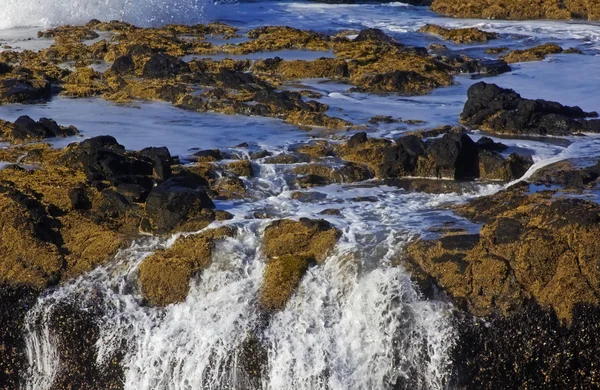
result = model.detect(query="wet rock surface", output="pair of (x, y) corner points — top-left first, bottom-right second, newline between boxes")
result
(461, 82), (600, 135)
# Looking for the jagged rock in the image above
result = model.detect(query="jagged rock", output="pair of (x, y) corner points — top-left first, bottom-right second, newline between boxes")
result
(460, 82), (599, 135)
(458, 59), (511, 76)
(418, 24), (499, 43)
(5, 116), (79, 142)
(292, 163), (372, 188)
(503, 43), (563, 63)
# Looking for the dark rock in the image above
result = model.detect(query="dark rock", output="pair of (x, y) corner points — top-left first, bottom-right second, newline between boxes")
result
(355, 28), (397, 43)
(193, 149), (223, 161)
(0, 62), (12, 75)
(459, 59), (511, 76)
(461, 82), (598, 135)
(347, 132), (368, 148)
(418, 133), (479, 179)
(12, 115), (51, 140)
(111, 55), (134, 75)
(397, 134), (427, 157)
(68, 186), (91, 210)
(145, 178), (215, 232)
(476, 136), (508, 152)
(506, 153), (533, 180)
(0, 78), (51, 103)
(0, 284), (39, 390)
(142, 54), (189, 78)
(453, 304), (600, 390)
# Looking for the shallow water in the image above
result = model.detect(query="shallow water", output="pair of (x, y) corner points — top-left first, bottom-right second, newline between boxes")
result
(2, 1), (600, 389)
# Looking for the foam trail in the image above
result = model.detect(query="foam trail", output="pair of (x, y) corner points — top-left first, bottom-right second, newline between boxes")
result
(0, 0), (215, 30)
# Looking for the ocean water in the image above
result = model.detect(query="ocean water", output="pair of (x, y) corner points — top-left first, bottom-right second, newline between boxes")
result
(1, 1), (600, 389)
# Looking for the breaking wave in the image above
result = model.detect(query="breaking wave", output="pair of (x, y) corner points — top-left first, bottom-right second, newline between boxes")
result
(0, 0), (220, 30)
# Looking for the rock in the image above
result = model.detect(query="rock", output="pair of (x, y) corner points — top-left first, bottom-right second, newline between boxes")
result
(111, 54), (135, 75)
(478, 150), (533, 181)
(0, 78), (51, 104)
(263, 218), (341, 263)
(145, 178), (215, 232)
(418, 24), (499, 43)
(416, 133), (479, 179)
(338, 135), (426, 179)
(0, 284), (39, 389)
(458, 59), (511, 76)
(142, 53), (189, 78)
(476, 136), (507, 152)
(406, 187), (600, 322)
(7, 116), (79, 142)
(292, 163), (373, 188)
(503, 43), (563, 63)
(354, 28), (398, 44)
(430, 0), (591, 21)
(259, 255), (312, 312)
(453, 303), (600, 389)
(193, 149), (224, 162)
(347, 131), (368, 148)
(460, 82), (598, 135)
(386, 178), (484, 194)
(139, 226), (236, 306)
(48, 303), (124, 389)
(226, 160), (254, 177)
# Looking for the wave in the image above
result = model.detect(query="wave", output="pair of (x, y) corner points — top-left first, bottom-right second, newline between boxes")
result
(0, 0), (219, 30)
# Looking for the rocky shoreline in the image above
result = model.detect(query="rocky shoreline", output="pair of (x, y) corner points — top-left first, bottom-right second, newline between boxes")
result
(1, 15), (600, 390)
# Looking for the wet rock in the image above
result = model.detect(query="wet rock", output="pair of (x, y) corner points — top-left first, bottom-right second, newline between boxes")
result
(142, 53), (189, 78)
(290, 191), (328, 202)
(111, 54), (134, 75)
(193, 149), (224, 162)
(0, 78), (51, 104)
(453, 303), (600, 389)
(259, 255), (313, 312)
(478, 150), (533, 181)
(458, 59), (511, 76)
(225, 160), (254, 177)
(354, 28), (398, 44)
(339, 134), (426, 179)
(430, 0), (589, 20)
(292, 163), (373, 188)
(0, 284), (39, 390)
(386, 178), (484, 194)
(6, 116), (79, 142)
(503, 43), (563, 63)
(460, 82), (599, 136)
(263, 218), (341, 263)
(49, 303), (124, 390)
(406, 187), (600, 322)
(475, 136), (507, 152)
(139, 226), (236, 306)
(145, 178), (215, 232)
(416, 133), (479, 179)
(418, 24), (499, 43)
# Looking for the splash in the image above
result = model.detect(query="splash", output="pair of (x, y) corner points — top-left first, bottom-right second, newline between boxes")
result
(0, 0), (216, 30)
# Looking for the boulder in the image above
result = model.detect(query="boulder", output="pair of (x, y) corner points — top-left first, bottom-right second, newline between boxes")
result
(111, 54), (135, 75)
(416, 133), (479, 179)
(145, 178), (215, 232)
(0, 78), (51, 104)
(142, 53), (189, 78)
(460, 82), (598, 135)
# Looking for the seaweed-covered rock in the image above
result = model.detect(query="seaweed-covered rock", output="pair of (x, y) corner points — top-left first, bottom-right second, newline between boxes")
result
(431, 0), (594, 20)
(139, 226), (236, 306)
(2, 116), (79, 143)
(418, 24), (499, 43)
(502, 43), (563, 63)
(259, 255), (312, 312)
(263, 218), (341, 262)
(460, 82), (599, 135)
(406, 186), (600, 322)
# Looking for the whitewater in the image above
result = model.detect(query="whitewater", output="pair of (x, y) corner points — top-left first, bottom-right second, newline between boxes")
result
(1, 0), (600, 389)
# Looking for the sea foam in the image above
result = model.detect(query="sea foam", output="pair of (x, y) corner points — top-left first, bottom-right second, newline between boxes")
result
(0, 0), (217, 30)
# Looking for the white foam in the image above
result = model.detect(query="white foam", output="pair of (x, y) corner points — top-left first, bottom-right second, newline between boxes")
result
(0, 0), (215, 30)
